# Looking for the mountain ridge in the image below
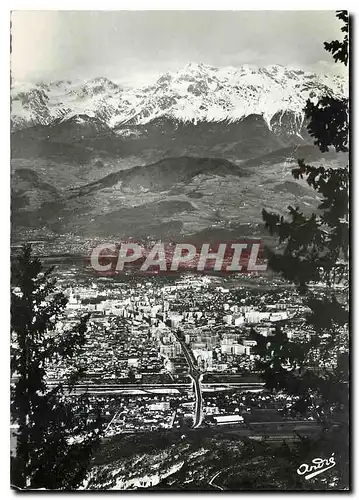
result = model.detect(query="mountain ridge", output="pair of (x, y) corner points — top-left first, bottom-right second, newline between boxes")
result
(11, 62), (347, 133)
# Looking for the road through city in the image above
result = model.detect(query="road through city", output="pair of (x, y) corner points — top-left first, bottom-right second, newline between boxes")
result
(173, 331), (204, 428)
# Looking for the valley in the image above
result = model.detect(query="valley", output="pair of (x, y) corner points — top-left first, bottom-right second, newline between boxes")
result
(11, 63), (348, 251)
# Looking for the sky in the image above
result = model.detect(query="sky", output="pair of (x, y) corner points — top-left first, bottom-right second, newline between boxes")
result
(10, 10), (347, 85)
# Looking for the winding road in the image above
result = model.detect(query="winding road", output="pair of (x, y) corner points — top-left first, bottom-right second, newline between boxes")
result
(209, 468), (231, 490)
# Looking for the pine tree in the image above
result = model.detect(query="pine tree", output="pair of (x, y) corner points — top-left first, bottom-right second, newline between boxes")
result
(11, 245), (104, 490)
(254, 11), (349, 489)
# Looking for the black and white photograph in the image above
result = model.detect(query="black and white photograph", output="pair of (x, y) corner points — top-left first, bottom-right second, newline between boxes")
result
(9, 8), (350, 491)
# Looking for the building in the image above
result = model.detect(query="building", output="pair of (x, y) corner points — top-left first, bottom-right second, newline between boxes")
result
(223, 315), (233, 325)
(212, 414), (245, 425)
(233, 315), (245, 326)
(245, 311), (271, 324)
(233, 344), (246, 355)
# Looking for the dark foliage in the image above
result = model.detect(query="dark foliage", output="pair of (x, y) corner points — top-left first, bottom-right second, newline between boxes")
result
(253, 11), (349, 490)
(324, 10), (349, 67)
(11, 245), (104, 490)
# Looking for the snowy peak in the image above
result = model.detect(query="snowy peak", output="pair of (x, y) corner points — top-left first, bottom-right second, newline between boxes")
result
(74, 77), (122, 98)
(11, 63), (347, 132)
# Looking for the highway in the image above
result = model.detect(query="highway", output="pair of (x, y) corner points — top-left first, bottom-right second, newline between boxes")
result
(44, 381), (265, 393)
(125, 306), (206, 428)
(173, 331), (204, 428)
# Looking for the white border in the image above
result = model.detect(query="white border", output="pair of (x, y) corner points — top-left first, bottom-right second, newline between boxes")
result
(1, 2), (357, 499)
(3, 1), (356, 10)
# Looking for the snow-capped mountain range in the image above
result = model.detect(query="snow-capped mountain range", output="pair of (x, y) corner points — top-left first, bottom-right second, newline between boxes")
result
(11, 62), (347, 132)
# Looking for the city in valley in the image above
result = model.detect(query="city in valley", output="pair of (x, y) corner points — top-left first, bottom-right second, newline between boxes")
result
(9, 9), (349, 492)
(10, 240), (347, 489)
(22, 258), (327, 435)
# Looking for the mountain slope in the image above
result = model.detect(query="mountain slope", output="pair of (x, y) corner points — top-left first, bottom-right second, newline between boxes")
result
(10, 113), (311, 164)
(11, 148), (340, 242)
(11, 63), (346, 132)
(68, 156), (245, 197)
